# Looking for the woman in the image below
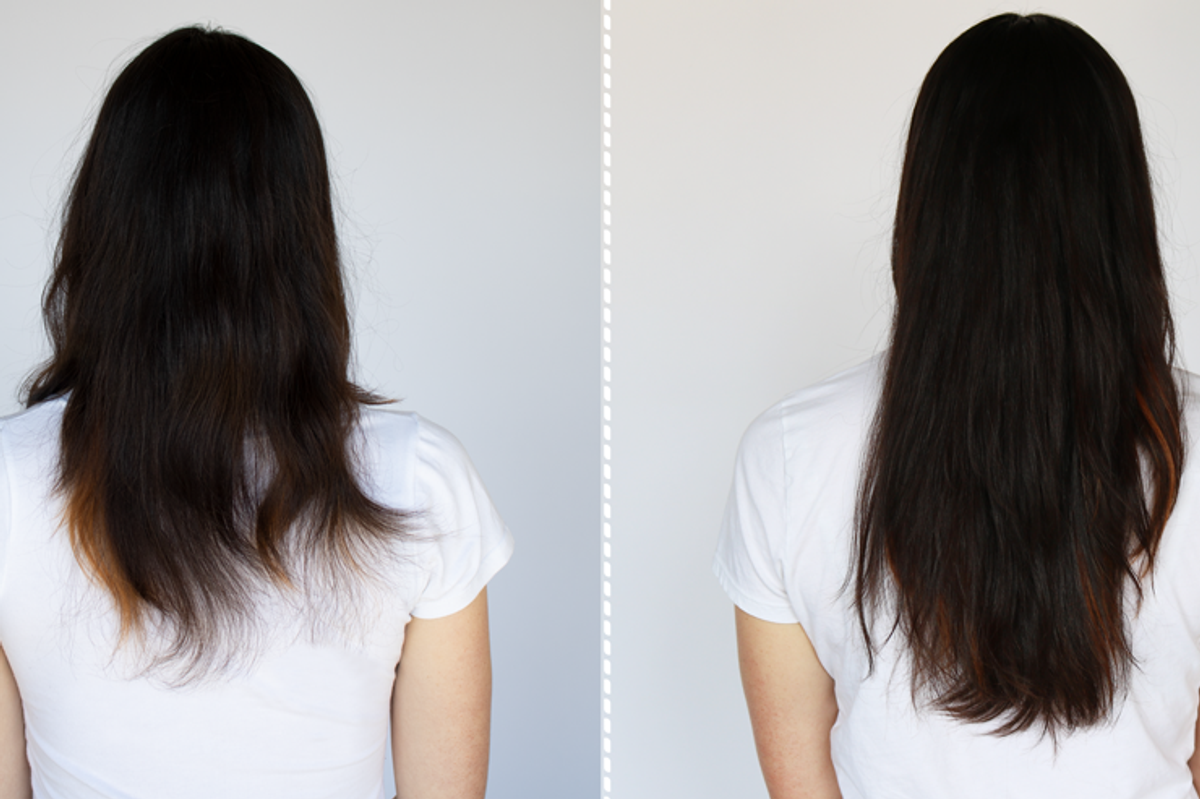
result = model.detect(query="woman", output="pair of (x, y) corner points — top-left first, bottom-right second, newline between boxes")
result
(715, 13), (1200, 798)
(0, 27), (512, 799)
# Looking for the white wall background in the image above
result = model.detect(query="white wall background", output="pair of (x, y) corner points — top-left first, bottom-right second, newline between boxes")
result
(615, 2), (1200, 797)
(0, 2), (599, 797)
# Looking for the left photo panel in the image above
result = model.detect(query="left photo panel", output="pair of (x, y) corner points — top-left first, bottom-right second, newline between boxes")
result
(0, 2), (600, 798)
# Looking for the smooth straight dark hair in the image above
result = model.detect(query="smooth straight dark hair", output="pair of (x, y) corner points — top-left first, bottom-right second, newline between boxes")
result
(854, 13), (1184, 737)
(26, 27), (409, 676)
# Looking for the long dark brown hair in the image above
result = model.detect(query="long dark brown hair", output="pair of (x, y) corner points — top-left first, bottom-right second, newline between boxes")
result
(854, 14), (1184, 737)
(26, 27), (409, 675)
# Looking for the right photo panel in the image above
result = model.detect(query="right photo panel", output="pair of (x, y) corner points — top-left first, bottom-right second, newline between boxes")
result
(614, 1), (1200, 797)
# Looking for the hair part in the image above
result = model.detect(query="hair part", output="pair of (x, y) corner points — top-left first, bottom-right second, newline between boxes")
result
(26, 26), (411, 679)
(854, 13), (1184, 737)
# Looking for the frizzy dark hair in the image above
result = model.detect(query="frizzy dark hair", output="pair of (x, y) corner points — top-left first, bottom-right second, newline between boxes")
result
(25, 26), (412, 676)
(853, 13), (1184, 737)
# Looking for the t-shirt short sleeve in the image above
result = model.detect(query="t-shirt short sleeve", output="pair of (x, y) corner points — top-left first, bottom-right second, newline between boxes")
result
(713, 404), (799, 624)
(409, 417), (515, 619)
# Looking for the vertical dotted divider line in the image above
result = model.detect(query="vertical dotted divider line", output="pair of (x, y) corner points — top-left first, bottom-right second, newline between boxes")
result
(601, 1), (613, 798)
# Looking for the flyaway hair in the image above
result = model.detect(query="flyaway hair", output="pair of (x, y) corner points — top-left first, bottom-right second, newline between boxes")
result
(25, 27), (411, 678)
(853, 14), (1184, 737)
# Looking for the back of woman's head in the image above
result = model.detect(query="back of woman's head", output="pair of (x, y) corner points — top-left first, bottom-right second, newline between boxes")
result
(34, 27), (346, 405)
(27, 27), (405, 679)
(856, 14), (1183, 737)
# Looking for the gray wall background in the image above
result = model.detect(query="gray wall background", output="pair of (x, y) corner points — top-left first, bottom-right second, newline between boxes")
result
(0, 2), (599, 797)
(615, 1), (1200, 797)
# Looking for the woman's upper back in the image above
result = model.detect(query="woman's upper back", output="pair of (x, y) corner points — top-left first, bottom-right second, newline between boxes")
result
(716, 356), (1200, 798)
(0, 399), (512, 799)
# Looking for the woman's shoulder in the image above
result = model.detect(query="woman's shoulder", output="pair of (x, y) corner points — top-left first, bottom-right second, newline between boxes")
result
(356, 407), (512, 620)
(0, 396), (66, 433)
(778, 353), (882, 418)
(354, 406), (495, 515)
(1175, 367), (1200, 407)
(741, 353), (883, 464)
(355, 406), (477, 477)
(1171, 367), (1200, 448)
(0, 397), (67, 468)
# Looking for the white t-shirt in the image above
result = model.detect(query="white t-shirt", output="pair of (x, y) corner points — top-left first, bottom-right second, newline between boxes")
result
(0, 398), (514, 799)
(715, 355), (1200, 799)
